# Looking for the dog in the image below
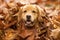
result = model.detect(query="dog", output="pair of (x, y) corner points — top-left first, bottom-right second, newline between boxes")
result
(17, 4), (50, 40)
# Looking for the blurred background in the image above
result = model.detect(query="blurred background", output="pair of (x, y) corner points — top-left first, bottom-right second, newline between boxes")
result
(0, 0), (60, 13)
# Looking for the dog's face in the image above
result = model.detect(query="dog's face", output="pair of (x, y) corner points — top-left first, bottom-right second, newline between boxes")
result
(21, 5), (38, 26)
(19, 4), (46, 27)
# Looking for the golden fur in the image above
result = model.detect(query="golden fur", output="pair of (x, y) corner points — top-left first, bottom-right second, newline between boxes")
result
(17, 4), (50, 40)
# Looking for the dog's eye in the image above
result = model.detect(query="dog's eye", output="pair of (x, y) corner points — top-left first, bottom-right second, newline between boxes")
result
(24, 10), (27, 13)
(32, 11), (36, 13)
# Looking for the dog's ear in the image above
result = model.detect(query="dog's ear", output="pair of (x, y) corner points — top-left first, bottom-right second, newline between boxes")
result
(18, 7), (22, 24)
(36, 5), (46, 22)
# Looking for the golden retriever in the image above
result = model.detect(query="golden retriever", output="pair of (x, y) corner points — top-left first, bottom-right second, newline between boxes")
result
(17, 4), (50, 40)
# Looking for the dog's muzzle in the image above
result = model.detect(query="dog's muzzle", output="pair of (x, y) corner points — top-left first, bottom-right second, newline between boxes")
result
(25, 15), (34, 27)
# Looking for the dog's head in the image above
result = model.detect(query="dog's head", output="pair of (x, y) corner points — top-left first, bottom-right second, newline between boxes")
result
(19, 4), (46, 27)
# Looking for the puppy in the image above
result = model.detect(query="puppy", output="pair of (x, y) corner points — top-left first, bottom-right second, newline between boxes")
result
(17, 4), (50, 40)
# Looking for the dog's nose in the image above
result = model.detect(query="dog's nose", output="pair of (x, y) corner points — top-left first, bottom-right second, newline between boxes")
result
(26, 15), (31, 20)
